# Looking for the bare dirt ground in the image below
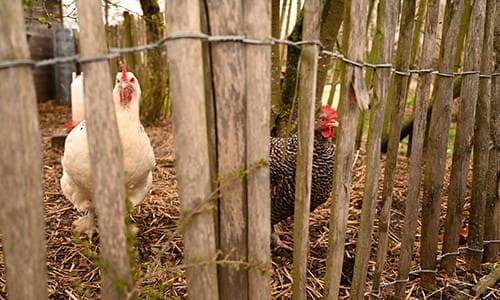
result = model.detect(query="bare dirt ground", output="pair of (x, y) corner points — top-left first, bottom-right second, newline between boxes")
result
(0, 100), (498, 299)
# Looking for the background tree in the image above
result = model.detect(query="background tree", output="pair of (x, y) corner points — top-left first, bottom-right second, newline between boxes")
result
(139, 0), (169, 123)
(272, 0), (344, 136)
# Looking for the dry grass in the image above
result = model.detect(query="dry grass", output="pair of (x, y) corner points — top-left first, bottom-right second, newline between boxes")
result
(0, 101), (497, 299)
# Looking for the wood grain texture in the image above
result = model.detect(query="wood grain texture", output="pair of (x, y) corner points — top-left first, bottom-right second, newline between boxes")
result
(350, 0), (399, 297)
(324, 0), (370, 298)
(205, 1), (248, 298)
(372, 0), (416, 292)
(395, 0), (441, 296)
(244, 0), (272, 298)
(166, 1), (219, 299)
(291, 0), (321, 299)
(76, 1), (133, 298)
(442, 0), (486, 273)
(0, 2), (48, 299)
(420, 0), (465, 289)
(483, 0), (499, 262)
(466, 0), (491, 270)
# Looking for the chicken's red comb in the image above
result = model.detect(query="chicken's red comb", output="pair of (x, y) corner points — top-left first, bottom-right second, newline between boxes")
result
(321, 105), (338, 120)
(119, 61), (128, 81)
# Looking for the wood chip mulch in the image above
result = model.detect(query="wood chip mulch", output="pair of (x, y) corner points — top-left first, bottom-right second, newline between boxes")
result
(0, 100), (498, 299)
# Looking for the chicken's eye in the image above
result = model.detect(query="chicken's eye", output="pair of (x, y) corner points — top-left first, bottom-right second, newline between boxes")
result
(130, 77), (135, 82)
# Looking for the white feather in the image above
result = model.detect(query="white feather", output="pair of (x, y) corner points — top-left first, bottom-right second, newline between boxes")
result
(60, 71), (155, 236)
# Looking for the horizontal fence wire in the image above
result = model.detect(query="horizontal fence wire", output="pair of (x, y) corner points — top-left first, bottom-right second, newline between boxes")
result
(365, 239), (500, 298)
(2, 31), (499, 296)
(1, 32), (499, 80)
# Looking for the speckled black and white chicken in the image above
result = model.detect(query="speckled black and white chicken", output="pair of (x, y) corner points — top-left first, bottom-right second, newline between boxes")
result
(60, 63), (155, 237)
(270, 105), (338, 226)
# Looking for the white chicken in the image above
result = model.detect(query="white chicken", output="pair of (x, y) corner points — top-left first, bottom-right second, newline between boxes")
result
(60, 63), (155, 237)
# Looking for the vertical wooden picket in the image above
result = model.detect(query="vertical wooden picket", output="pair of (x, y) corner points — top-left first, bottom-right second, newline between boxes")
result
(166, 1), (219, 299)
(205, 1), (248, 298)
(76, 1), (133, 298)
(395, 0), (441, 296)
(0, 2), (47, 299)
(483, 0), (499, 263)
(244, 0), (273, 299)
(373, 0), (417, 291)
(291, 0), (321, 299)
(350, 0), (399, 297)
(442, 0), (486, 273)
(420, 0), (464, 289)
(324, 0), (370, 298)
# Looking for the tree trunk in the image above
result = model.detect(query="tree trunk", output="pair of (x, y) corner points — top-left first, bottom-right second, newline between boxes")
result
(272, 0), (282, 126)
(315, 0), (344, 105)
(273, 10), (304, 136)
(139, 0), (169, 123)
(0, 2), (48, 299)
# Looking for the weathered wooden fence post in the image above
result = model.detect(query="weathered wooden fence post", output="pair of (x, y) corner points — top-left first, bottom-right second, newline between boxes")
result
(123, 11), (137, 71)
(395, 0), (440, 296)
(0, 2), (48, 299)
(75, 1), (133, 298)
(483, 0), (499, 263)
(205, 1), (248, 298)
(420, 0), (464, 289)
(291, 0), (321, 298)
(466, 0), (493, 270)
(442, 0), (486, 273)
(373, 0), (416, 291)
(166, 0), (219, 299)
(244, 0), (272, 298)
(106, 25), (120, 78)
(350, 0), (399, 297)
(324, 0), (370, 297)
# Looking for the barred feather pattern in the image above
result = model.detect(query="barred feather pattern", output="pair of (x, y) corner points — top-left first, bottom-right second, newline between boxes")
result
(270, 132), (336, 225)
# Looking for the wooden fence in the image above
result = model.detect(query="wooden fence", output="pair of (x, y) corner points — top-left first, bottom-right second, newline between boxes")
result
(105, 12), (148, 82)
(0, 0), (498, 299)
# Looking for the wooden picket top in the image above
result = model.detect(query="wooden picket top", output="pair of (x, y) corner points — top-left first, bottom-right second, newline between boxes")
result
(0, 0), (498, 299)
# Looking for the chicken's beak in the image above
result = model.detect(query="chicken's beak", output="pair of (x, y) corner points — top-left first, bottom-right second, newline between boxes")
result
(120, 81), (129, 89)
